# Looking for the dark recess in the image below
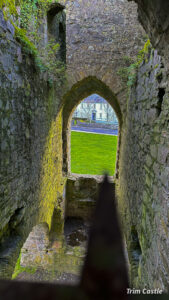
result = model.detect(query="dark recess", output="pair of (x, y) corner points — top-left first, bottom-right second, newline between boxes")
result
(47, 4), (65, 17)
(156, 88), (165, 117)
(59, 22), (66, 62)
(129, 225), (142, 279)
(47, 4), (66, 63)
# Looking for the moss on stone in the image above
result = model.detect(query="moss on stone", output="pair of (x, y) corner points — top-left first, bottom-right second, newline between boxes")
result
(117, 40), (151, 87)
(0, 0), (17, 19)
(14, 26), (38, 57)
(12, 253), (36, 280)
(39, 110), (64, 230)
(0, 0), (65, 82)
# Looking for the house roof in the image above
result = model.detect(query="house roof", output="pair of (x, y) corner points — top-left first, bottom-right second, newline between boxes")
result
(82, 94), (107, 104)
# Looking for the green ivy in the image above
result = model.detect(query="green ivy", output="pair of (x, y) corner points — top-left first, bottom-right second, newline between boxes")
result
(0, 0), (65, 84)
(20, 0), (38, 30)
(117, 40), (151, 87)
(14, 26), (38, 56)
(0, 0), (18, 19)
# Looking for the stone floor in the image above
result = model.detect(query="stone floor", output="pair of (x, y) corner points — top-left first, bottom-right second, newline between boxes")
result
(15, 269), (79, 284)
(13, 218), (89, 284)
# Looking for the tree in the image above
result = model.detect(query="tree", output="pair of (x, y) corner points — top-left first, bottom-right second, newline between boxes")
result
(103, 103), (117, 123)
(74, 102), (95, 123)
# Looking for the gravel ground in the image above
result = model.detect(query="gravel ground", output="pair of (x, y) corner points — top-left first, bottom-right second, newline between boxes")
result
(15, 268), (79, 285)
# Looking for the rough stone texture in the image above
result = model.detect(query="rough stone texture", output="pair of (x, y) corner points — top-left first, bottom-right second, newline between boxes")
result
(18, 223), (85, 283)
(66, 175), (101, 221)
(59, 0), (144, 174)
(129, 0), (169, 62)
(20, 223), (50, 267)
(118, 49), (169, 291)
(64, 0), (144, 115)
(0, 10), (65, 278)
(1, 0), (169, 290)
(66, 175), (115, 221)
(0, 0), (145, 279)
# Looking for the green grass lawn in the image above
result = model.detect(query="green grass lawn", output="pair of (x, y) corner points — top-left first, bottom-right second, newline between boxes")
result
(71, 131), (118, 176)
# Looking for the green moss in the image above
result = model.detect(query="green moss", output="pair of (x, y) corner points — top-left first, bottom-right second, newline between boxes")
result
(39, 111), (64, 229)
(0, 0), (65, 82)
(117, 40), (151, 87)
(0, 0), (18, 19)
(14, 26), (38, 56)
(12, 253), (36, 279)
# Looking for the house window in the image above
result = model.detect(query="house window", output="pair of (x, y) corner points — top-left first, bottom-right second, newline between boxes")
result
(100, 113), (102, 119)
(93, 104), (96, 109)
(100, 103), (102, 109)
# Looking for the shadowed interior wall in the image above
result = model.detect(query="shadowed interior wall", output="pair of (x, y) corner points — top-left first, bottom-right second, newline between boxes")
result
(0, 10), (65, 278)
(129, 0), (169, 61)
(0, 0), (144, 278)
(118, 49), (169, 290)
(1, 0), (169, 288)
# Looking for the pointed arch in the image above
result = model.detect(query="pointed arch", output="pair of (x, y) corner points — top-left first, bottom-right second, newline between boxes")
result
(62, 76), (123, 175)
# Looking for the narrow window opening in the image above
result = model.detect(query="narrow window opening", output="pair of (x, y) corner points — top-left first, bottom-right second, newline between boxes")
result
(47, 4), (66, 63)
(59, 22), (66, 62)
(9, 207), (25, 229)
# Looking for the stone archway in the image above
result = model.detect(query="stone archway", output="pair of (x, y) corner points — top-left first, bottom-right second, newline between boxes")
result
(62, 76), (123, 176)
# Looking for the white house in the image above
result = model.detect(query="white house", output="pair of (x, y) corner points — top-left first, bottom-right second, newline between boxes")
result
(73, 94), (118, 124)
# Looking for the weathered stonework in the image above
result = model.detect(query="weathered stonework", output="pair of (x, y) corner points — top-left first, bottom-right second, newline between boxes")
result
(0, 10), (65, 278)
(1, 0), (144, 278)
(66, 175), (102, 221)
(64, 0), (144, 115)
(18, 223), (83, 282)
(129, 0), (169, 62)
(118, 49), (169, 291)
(1, 0), (169, 290)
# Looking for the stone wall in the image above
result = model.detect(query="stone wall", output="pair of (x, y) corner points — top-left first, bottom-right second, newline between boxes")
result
(0, 0), (161, 284)
(65, 175), (102, 221)
(118, 49), (169, 291)
(0, 0), (144, 279)
(0, 11), (65, 278)
(61, 0), (145, 175)
(72, 122), (118, 130)
(64, 0), (144, 115)
(66, 175), (115, 221)
(129, 0), (169, 62)
(17, 223), (82, 282)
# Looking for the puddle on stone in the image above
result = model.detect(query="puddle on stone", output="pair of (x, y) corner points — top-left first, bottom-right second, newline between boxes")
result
(64, 217), (89, 247)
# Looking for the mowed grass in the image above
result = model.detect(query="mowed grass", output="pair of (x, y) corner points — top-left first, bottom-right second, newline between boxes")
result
(71, 131), (118, 176)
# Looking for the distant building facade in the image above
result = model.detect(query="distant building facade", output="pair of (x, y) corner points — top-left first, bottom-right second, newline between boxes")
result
(73, 94), (118, 124)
